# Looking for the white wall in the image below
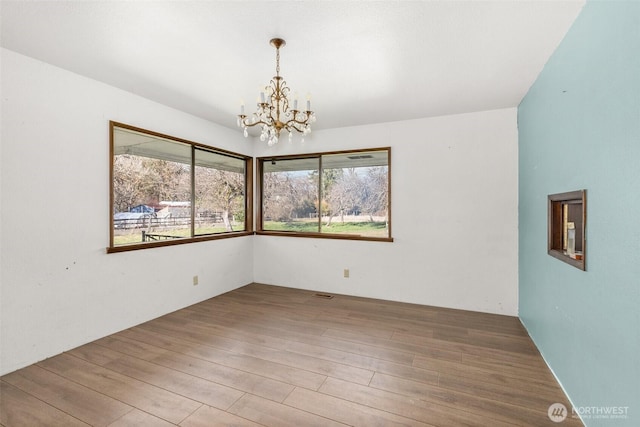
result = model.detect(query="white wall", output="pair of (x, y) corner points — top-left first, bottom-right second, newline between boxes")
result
(1, 48), (519, 375)
(0, 49), (254, 375)
(253, 109), (519, 315)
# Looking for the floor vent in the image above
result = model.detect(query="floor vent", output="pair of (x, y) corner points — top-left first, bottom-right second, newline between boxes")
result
(314, 293), (334, 299)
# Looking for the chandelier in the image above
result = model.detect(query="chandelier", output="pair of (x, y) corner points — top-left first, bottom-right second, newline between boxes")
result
(237, 38), (316, 145)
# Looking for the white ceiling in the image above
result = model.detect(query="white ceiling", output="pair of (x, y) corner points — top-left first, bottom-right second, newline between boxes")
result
(1, 1), (585, 132)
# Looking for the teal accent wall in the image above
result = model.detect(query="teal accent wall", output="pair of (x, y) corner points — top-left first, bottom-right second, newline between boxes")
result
(519, 1), (640, 426)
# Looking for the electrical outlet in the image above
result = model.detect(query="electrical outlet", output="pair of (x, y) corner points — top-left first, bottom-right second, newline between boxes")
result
(193, 275), (199, 286)
(343, 269), (350, 278)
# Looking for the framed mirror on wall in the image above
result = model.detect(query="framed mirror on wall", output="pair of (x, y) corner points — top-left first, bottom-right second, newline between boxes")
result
(548, 189), (586, 270)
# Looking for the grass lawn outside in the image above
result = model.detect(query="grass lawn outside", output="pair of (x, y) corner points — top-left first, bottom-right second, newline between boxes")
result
(263, 220), (388, 238)
(113, 224), (243, 246)
(113, 219), (388, 246)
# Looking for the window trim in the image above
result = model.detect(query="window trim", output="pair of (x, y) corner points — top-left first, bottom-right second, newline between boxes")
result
(256, 147), (393, 242)
(547, 189), (586, 270)
(108, 121), (253, 253)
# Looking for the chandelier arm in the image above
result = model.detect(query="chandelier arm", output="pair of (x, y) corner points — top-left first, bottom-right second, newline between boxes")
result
(283, 121), (309, 134)
(239, 117), (273, 128)
(284, 117), (314, 126)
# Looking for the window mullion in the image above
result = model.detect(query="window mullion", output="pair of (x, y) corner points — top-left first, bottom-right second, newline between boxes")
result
(318, 156), (323, 233)
(190, 146), (196, 238)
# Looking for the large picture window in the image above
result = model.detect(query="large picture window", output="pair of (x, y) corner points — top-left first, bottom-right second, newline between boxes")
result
(109, 122), (252, 252)
(257, 148), (392, 241)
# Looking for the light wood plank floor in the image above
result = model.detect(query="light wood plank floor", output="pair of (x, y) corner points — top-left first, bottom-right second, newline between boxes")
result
(1, 283), (582, 426)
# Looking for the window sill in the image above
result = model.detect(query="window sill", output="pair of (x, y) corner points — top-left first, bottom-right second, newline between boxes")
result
(107, 231), (253, 253)
(548, 249), (585, 271)
(256, 230), (393, 243)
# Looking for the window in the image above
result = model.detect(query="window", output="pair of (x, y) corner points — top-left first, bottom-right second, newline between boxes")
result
(257, 148), (392, 241)
(109, 122), (252, 252)
(548, 189), (586, 270)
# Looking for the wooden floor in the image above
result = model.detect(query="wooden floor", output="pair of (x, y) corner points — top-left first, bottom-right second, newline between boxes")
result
(1, 283), (582, 426)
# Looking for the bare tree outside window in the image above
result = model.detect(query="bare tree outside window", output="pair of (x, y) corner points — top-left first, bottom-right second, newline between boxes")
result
(258, 149), (391, 240)
(110, 122), (250, 250)
(194, 148), (246, 235)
